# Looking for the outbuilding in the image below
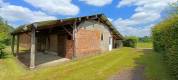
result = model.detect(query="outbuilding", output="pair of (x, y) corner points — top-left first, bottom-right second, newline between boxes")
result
(11, 14), (124, 68)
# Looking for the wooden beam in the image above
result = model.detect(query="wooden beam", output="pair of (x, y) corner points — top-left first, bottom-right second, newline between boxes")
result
(30, 26), (36, 69)
(11, 35), (15, 56)
(63, 27), (73, 36)
(16, 35), (20, 55)
(72, 21), (77, 59)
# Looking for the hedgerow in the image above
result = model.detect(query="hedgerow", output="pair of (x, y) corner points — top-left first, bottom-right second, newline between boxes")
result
(152, 15), (178, 79)
(123, 36), (138, 48)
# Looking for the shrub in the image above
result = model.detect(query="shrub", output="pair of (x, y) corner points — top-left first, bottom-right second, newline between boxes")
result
(0, 43), (5, 59)
(152, 15), (178, 79)
(139, 36), (152, 42)
(123, 36), (138, 48)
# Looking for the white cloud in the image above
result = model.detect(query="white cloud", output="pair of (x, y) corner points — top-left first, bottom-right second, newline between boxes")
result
(108, 18), (113, 22)
(117, 0), (136, 7)
(80, 0), (112, 7)
(116, 23), (154, 37)
(114, 0), (177, 37)
(24, 0), (79, 16)
(0, 1), (57, 27)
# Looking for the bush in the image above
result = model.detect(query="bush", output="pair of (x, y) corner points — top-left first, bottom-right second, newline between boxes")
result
(0, 43), (5, 59)
(139, 36), (152, 42)
(123, 36), (138, 48)
(152, 15), (178, 79)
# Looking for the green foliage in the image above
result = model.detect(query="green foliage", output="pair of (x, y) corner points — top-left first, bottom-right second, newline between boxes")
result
(0, 43), (5, 58)
(123, 36), (138, 48)
(139, 36), (152, 42)
(0, 17), (13, 58)
(152, 15), (178, 79)
(169, 1), (178, 15)
(0, 17), (14, 46)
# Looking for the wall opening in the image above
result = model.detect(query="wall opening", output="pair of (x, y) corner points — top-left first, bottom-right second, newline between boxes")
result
(101, 33), (103, 41)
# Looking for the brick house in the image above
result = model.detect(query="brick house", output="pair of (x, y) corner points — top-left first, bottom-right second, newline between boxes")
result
(11, 14), (124, 68)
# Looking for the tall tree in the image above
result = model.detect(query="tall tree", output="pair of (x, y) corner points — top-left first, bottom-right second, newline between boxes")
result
(0, 16), (14, 46)
(170, 1), (178, 15)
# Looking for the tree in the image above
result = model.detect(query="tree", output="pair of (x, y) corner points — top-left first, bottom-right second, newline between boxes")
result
(0, 16), (14, 45)
(169, 1), (178, 15)
(123, 36), (138, 48)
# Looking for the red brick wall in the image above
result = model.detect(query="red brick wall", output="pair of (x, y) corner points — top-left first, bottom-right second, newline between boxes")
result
(18, 28), (102, 59)
(65, 39), (73, 59)
(76, 29), (101, 58)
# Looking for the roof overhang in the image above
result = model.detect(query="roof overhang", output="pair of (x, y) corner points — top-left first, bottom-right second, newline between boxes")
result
(11, 14), (124, 40)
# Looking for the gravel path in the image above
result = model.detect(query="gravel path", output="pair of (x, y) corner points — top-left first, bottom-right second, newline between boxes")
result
(109, 48), (149, 80)
(109, 65), (145, 80)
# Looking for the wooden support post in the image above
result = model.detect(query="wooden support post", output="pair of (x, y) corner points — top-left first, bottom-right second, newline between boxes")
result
(30, 26), (36, 69)
(72, 21), (77, 59)
(16, 35), (19, 55)
(11, 35), (15, 56)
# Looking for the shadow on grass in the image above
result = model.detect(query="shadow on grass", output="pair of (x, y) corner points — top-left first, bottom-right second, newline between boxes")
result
(132, 48), (173, 80)
(0, 50), (9, 59)
(110, 48), (173, 80)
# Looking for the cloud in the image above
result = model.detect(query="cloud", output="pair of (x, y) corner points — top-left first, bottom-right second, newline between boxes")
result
(108, 18), (113, 22)
(0, 0), (57, 27)
(24, 0), (79, 16)
(114, 0), (177, 37)
(117, 24), (154, 37)
(80, 0), (112, 7)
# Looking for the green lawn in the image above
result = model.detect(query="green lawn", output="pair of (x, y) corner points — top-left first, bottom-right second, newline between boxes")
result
(0, 47), (172, 80)
(137, 42), (153, 48)
(137, 49), (173, 80)
(0, 47), (27, 80)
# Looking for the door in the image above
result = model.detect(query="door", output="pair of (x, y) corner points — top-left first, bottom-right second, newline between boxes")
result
(109, 37), (113, 51)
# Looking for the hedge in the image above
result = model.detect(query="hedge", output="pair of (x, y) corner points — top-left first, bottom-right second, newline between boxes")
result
(0, 42), (5, 59)
(123, 36), (138, 48)
(152, 15), (178, 79)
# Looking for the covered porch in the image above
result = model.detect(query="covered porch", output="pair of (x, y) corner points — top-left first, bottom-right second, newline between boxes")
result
(17, 51), (69, 67)
(11, 21), (78, 68)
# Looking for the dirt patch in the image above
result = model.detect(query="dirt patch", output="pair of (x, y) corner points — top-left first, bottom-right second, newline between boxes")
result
(109, 65), (145, 80)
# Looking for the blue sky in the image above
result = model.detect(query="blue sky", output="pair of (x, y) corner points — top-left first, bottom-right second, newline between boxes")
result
(0, 0), (176, 37)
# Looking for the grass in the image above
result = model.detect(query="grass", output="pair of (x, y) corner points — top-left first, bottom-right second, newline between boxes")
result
(0, 47), (27, 80)
(20, 48), (141, 80)
(0, 46), (172, 80)
(137, 49), (173, 80)
(137, 42), (153, 48)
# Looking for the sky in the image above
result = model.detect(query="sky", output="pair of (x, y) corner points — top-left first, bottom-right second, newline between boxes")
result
(0, 0), (177, 37)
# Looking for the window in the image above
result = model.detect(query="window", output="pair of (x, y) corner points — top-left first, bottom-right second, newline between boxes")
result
(101, 33), (103, 41)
